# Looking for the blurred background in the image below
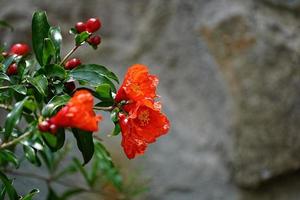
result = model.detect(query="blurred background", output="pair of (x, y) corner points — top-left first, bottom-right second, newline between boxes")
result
(1, 0), (300, 199)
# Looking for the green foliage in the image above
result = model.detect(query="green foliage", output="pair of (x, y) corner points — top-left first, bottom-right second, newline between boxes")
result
(0, 10), (146, 200)
(69, 64), (118, 91)
(72, 129), (94, 165)
(32, 11), (50, 65)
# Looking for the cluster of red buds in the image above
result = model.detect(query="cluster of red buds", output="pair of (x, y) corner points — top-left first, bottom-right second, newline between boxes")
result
(3, 43), (30, 75)
(63, 18), (102, 71)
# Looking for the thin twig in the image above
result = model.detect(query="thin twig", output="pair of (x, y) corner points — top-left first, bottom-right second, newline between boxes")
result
(60, 45), (79, 65)
(4, 169), (105, 195)
(0, 103), (12, 110)
(93, 134), (103, 141)
(94, 106), (114, 111)
(0, 86), (10, 90)
(0, 131), (32, 149)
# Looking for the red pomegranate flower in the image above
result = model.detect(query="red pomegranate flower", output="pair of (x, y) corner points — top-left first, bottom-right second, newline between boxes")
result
(115, 64), (158, 104)
(49, 90), (102, 132)
(119, 103), (170, 159)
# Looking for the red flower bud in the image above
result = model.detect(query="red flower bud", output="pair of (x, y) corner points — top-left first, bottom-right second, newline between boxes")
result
(64, 81), (76, 92)
(86, 18), (101, 33)
(49, 124), (58, 134)
(64, 58), (81, 70)
(38, 120), (50, 132)
(88, 35), (101, 46)
(10, 43), (30, 56)
(75, 22), (86, 33)
(6, 63), (18, 76)
(49, 90), (102, 132)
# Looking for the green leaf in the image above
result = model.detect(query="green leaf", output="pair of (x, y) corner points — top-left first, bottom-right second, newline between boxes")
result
(17, 60), (27, 80)
(111, 123), (121, 136)
(0, 150), (19, 168)
(72, 128), (94, 165)
(0, 184), (5, 200)
(46, 187), (59, 200)
(11, 85), (27, 95)
(23, 145), (41, 166)
(72, 158), (90, 185)
(39, 148), (54, 171)
(0, 73), (10, 82)
(94, 142), (123, 190)
(95, 84), (113, 101)
(69, 28), (77, 35)
(60, 188), (84, 200)
(0, 20), (13, 31)
(32, 11), (50, 66)
(44, 64), (66, 79)
(110, 108), (120, 123)
(20, 189), (39, 200)
(23, 99), (37, 112)
(2, 55), (16, 72)
(29, 75), (48, 97)
(75, 31), (90, 46)
(69, 64), (117, 91)
(42, 94), (70, 117)
(0, 171), (18, 200)
(42, 38), (56, 65)
(42, 128), (65, 152)
(49, 27), (62, 62)
(4, 97), (28, 138)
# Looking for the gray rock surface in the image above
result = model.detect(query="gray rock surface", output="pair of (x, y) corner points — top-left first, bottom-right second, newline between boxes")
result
(201, 0), (300, 188)
(1, 0), (300, 200)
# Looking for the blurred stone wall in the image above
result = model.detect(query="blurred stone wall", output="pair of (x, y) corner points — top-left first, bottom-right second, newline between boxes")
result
(1, 0), (300, 200)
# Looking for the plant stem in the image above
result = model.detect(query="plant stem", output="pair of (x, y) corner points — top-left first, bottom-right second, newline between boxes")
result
(0, 131), (32, 149)
(0, 103), (12, 110)
(4, 169), (106, 195)
(60, 45), (79, 65)
(0, 86), (10, 90)
(94, 106), (114, 111)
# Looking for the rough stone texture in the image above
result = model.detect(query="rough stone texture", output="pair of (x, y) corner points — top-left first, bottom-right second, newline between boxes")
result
(263, 0), (300, 11)
(1, 0), (300, 200)
(200, 0), (300, 188)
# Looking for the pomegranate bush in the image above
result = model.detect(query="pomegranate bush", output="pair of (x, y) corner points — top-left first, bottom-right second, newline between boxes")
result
(0, 11), (170, 199)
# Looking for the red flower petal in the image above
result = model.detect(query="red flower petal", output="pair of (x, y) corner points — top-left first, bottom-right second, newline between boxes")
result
(115, 64), (158, 103)
(50, 90), (102, 132)
(118, 103), (170, 159)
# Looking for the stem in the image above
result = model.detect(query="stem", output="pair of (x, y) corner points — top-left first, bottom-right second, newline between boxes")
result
(0, 131), (32, 149)
(0, 86), (10, 90)
(94, 106), (114, 111)
(4, 169), (106, 195)
(60, 45), (79, 65)
(0, 103), (12, 110)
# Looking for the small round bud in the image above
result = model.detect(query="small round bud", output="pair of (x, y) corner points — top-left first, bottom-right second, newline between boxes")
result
(49, 124), (58, 134)
(75, 22), (86, 33)
(38, 120), (50, 132)
(6, 63), (18, 76)
(86, 18), (101, 33)
(64, 81), (76, 92)
(88, 35), (101, 46)
(64, 58), (81, 70)
(10, 43), (30, 56)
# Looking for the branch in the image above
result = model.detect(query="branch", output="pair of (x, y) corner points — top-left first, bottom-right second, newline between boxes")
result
(0, 103), (12, 110)
(4, 169), (106, 195)
(0, 131), (32, 149)
(94, 106), (113, 111)
(60, 45), (79, 65)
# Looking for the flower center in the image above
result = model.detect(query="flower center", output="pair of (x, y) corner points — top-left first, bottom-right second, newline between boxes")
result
(132, 83), (141, 93)
(138, 110), (150, 126)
